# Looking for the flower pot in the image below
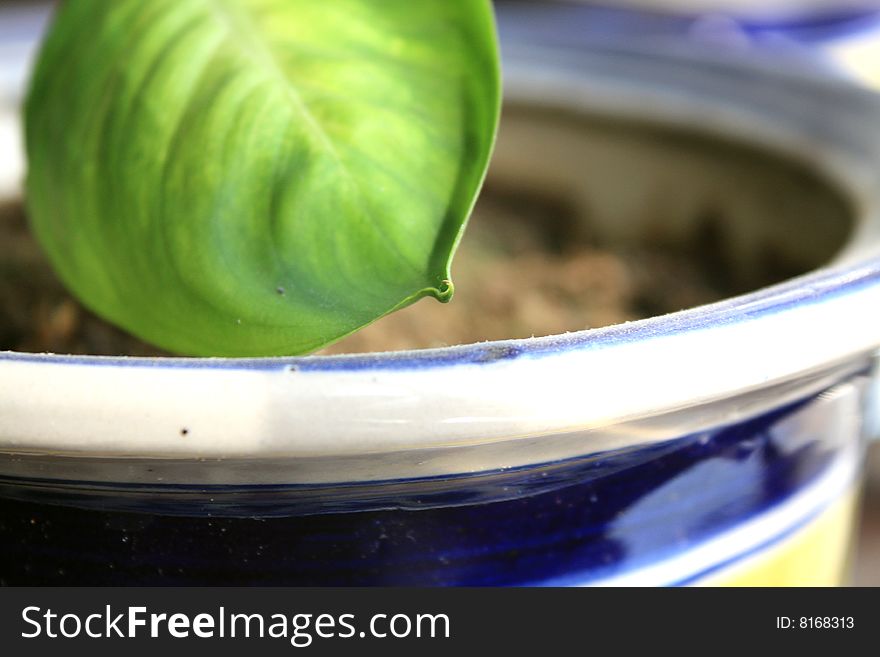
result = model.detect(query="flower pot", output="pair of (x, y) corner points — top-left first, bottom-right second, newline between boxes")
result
(1, 2), (879, 586)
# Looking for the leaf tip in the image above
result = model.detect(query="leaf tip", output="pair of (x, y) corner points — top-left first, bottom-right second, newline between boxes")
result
(433, 278), (454, 303)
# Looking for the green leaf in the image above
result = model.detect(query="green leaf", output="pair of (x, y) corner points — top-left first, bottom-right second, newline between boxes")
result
(25, 0), (500, 356)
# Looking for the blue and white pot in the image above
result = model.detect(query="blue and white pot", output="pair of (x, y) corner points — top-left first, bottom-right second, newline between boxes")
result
(0, 1), (879, 585)
(502, 0), (880, 87)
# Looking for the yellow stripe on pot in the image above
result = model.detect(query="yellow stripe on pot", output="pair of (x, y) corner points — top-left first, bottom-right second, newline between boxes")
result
(695, 490), (859, 586)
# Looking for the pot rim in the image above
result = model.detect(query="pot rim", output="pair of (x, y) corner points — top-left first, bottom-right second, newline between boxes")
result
(1, 5), (880, 476)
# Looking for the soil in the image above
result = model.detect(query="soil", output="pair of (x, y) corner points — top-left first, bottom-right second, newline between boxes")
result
(0, 191), (742, 357)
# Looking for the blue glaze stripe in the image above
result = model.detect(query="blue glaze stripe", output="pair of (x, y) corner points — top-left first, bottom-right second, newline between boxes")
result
(2, 261), (880, 372)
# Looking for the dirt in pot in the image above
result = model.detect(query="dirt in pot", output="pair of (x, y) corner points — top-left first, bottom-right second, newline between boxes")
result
(324, 186), (765, 354)
(0, 199), (169, 356)
(4, 104), (857, 357)
(0, 187), (789, 357)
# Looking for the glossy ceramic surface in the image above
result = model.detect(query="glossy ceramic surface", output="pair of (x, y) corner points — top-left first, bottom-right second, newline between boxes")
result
(0, 366), (867, 585)
(0, 1), (878, 585)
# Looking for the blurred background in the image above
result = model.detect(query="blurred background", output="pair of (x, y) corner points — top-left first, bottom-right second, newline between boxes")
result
(1, 0), (879, 584)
